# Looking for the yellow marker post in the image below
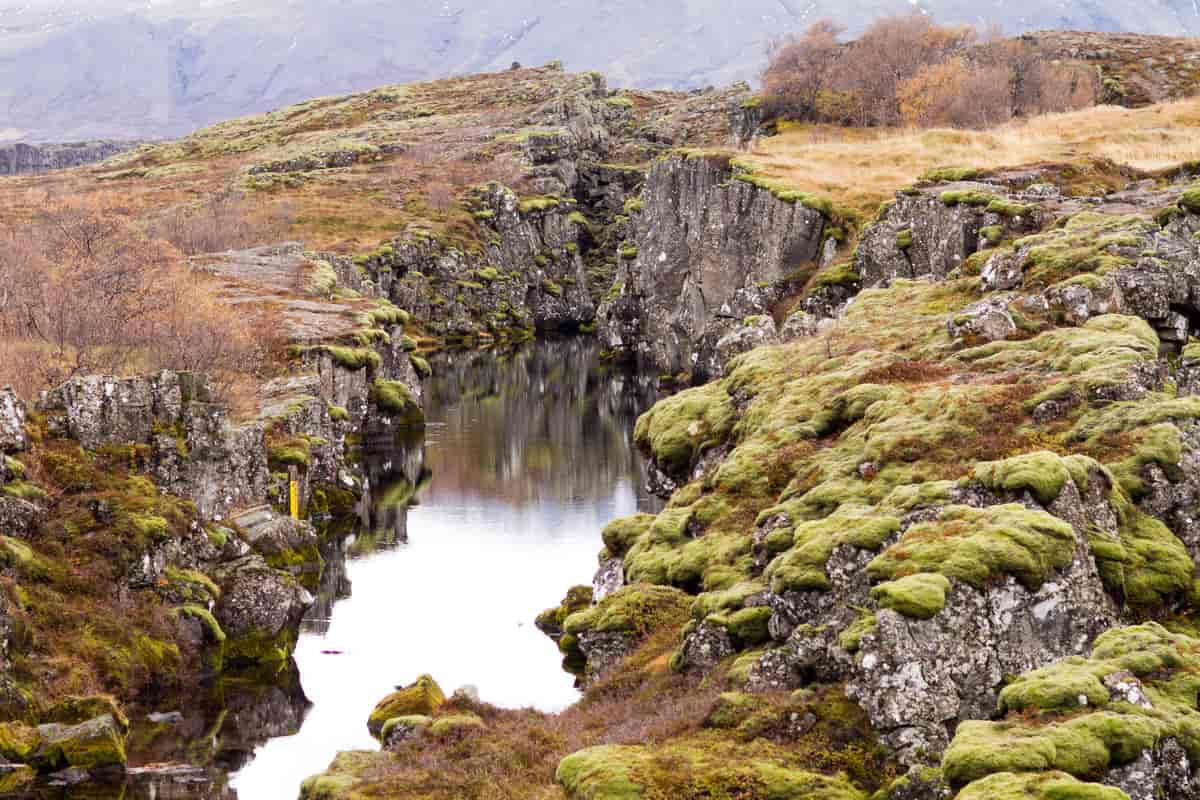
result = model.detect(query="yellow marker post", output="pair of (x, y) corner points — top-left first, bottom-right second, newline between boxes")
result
(288, 465), (300, 519)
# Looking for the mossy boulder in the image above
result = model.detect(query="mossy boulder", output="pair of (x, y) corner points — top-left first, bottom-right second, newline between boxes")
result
(563, 584), (691, 638)
(33, 714), (127, 771)
(368, 675), (446, 740)
(537, 585), (594, 637)
(869, 573), (951, 620)
(633, 382), (735, 479)
(942, 623), (1200, 788)
(956, 772), (1128, 800)
(371, 379), (425, 426)
(428, 713), (485, 739)
(43, 695), (130, 734)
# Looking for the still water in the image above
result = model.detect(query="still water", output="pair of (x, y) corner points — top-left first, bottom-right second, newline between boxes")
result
(226, 339), (660, 799)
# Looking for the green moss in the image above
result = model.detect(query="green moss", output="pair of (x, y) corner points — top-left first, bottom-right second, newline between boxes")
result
(867, 504), (1076, 591)
(537, 585), (594, 633)
(602, 515), (656, 558)
(429, 713), (486, 738)
(542, 279), (564, 297)
(943, 623), (1200, 788)
(971, 451), (1072, 505)
(619, 246), (639, 260)
(519, 195), (561, 214)
(634, 382), (736, 478)
(809, 261), (860, 291)
(563, 584), (691, 637)
(368, 675), (445, 739)
(838, 613), (877, 653)
(224, 626), (295, 666)
(956, 772), (1129, 800)
(304, 260), (338, 295)
(923, 166), (982, 182)
(981, 225), (1004, 244)
(623, 198), (644, 214)
(707, 606), (773, 647)
(1180, 187), (1200, 214)
(870, 573), (950, 620)
(305, 345), (382, 371)
(410, 355), (432, 379)
(371, 379), (425, 425)
(764, 505), (901, 593)
(327, 404), (351, 422)
(1008, 213), (1153, 289)
(895, 229), (912, 250)
(379, 714), (430, 742)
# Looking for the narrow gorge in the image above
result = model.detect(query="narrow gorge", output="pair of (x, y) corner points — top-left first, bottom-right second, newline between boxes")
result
(1, 38), (1200, 800)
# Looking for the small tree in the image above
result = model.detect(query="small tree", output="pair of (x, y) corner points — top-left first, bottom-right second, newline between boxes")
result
(761, 20), (845, 119)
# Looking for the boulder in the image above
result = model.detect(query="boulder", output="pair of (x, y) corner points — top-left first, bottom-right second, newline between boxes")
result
(33, 714), (127, 772)
(368, 675), (445, 740)
(0, 389), (26, 452)
(212, 555), (313, 665)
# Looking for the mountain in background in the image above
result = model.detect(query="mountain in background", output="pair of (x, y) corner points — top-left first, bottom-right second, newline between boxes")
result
(2, 0), (1199, 142)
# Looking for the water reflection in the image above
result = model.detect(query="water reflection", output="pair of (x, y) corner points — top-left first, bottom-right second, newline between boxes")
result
(26, 339), (658, 800)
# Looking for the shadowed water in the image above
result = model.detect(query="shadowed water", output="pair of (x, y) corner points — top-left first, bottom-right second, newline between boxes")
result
(24, 339), (657, 800)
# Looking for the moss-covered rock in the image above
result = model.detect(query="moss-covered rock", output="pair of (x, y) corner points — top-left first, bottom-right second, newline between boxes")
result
(956, 771), (1129, 800)
(942, 623), (1200, 788)
(367, 675), (446, 740)
(563, 584), (691, 638)
(633, 382), (735, 479)
(371, 379), (425, 425)
(428, 713), (485, 739)
(869, 573), (951, 620)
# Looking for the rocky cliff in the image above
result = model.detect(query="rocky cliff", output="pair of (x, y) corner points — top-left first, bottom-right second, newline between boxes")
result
(596, 152), (841, 378)
(0, 141), (138, 176)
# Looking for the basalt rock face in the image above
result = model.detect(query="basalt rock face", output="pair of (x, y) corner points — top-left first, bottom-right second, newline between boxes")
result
(365, 185), (596, 340)
(596, 154), (831, 378)
(39, 371), (269, 521)
(0, 141), (137, 176)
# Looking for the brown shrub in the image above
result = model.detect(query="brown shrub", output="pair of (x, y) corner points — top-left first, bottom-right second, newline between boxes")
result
(0, 195), (271, 399)
(763, 12), (1095, 130)
(762, 20), (846, 119)
(150, 190), (293, 255)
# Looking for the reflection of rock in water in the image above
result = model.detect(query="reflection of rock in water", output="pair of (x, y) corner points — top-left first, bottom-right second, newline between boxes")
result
(423, 338), (660, 507)
(358, 425), (428, 546)
(212, 666), (311, 775)
(302, 533), (353, 636)
(20, 666), (309, 800)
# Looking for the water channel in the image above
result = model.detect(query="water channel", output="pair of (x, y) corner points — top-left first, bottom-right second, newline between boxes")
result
(27, 339), (658, 800)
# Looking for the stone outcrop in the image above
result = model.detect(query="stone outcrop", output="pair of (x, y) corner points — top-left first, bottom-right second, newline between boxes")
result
(0, 389), (27, 452)
(361, 184), (597, 340)
(0, 141), (137, 176)
(596, 153), (833, 377)
(212, 555), (314, 666)
(39, 371), (269, 520)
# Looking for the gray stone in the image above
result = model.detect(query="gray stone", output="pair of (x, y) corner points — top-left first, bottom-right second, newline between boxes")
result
(0, 388), (27, 452)
(596, 153), (827, 376)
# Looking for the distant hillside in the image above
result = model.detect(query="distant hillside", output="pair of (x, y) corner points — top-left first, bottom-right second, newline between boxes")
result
(1, 0), (1200, 142)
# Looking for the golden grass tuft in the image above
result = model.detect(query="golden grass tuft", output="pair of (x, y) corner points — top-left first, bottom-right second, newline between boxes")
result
(748, 98), (1200, 218)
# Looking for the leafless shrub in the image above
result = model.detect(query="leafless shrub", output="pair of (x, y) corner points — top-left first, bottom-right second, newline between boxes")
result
(150, 190), (293, 255)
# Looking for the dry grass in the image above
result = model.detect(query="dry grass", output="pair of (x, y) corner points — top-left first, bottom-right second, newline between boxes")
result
(748, 98), (1200, 217)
